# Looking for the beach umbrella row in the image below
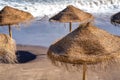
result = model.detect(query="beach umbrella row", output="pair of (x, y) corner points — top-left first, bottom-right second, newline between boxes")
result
(48, 5), (120, 80)
(0, 5), (120, 80)
(49, 5), (94, 32)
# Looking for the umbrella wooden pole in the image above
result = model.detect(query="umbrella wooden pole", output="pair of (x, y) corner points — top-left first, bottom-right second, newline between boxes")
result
(83, 63), (87, 80)
(69, 22), (72, 32)
(8, 25), (12, 38)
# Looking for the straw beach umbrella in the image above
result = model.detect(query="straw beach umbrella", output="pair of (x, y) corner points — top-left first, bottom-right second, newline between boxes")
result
(0, 34), (16, 63)
(49, 5), (94, 32)
(0, 6), (33, 38)
(111, 12), (120, 26)
(47, 23), (120, 80)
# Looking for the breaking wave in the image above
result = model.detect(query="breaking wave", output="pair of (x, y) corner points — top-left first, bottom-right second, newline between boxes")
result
(0, 0), (120, 17)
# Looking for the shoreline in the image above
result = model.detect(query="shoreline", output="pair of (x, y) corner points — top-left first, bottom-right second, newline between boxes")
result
(17, 44), (48, 49)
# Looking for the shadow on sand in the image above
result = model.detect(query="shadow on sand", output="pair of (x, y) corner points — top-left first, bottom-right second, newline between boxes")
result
(16, 51), (37, 63)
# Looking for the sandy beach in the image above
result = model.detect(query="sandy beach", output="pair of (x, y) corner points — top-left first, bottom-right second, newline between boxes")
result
(0, 44), (84, 80)
(0, 44), (119, 80)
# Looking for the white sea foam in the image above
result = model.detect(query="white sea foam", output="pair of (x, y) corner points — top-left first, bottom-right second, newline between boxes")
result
(0, 0), (120, 17)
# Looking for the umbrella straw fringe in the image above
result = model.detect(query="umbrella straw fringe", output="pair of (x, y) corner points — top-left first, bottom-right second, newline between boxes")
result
(48, 53), (120, 72)
(0, 34), (17, 63)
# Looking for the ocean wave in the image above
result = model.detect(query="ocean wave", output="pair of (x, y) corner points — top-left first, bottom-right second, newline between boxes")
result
(0, 0), (120, 17)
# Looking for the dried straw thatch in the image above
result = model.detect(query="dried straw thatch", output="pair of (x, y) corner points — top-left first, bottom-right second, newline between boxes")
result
(49, 5), (94, 23)
(0, 6), (34, 38)
(111, 12), (120, 26)
(0, 34), (17, 63)
(49, 5), (94, 32)
(0, 6), (34, 26)
(48, 23), (120, 80)
(47, 22), (120, 65)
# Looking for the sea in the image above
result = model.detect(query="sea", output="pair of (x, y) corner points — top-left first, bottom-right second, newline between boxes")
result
(0, 0), (120, 47)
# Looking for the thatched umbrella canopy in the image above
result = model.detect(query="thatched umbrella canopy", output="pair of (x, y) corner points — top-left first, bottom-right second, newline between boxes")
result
(49, 5), (94, 32)
(0, 34), (17, 63)
(111, 12), (120, 26)
(47, 23), (120, 80)
(0, 6), (34, 38)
